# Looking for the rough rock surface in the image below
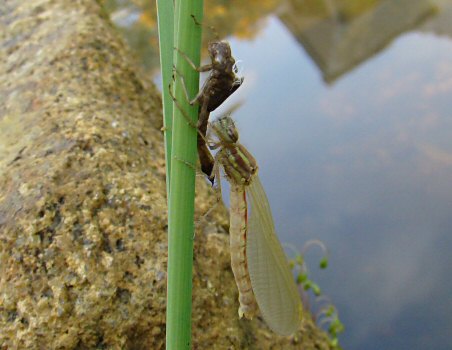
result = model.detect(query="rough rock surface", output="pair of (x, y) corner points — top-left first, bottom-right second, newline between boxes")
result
(0, 0), (332, 349)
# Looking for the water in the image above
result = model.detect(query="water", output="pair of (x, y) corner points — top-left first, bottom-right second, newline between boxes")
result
(106, 1), (452, 349)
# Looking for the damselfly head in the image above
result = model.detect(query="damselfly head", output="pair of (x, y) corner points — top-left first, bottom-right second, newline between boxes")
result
(212, 115), (239, 144)
(208, 41), (232, 66)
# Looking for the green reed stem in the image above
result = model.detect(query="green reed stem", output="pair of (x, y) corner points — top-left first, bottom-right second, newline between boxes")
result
(163, 0), (203, 349)
(156, 0), (174, 196)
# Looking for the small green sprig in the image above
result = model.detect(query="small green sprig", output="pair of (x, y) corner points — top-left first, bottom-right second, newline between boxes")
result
(288, 240), (344, 349)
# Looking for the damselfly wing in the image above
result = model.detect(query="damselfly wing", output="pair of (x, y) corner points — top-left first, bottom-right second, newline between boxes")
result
(247, 176), (303, 335)
(211, 115), (302, 336)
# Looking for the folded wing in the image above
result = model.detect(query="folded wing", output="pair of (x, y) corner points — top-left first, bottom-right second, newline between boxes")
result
(246, 175), (303, 336)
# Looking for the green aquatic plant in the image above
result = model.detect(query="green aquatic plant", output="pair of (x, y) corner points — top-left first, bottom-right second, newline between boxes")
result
(157, 1), (203, 349)
(288, 239), (344, 349)
(317, 303), (345, 350)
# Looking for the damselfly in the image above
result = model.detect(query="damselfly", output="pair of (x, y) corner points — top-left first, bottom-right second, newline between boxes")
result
(209, 115), (303, 336)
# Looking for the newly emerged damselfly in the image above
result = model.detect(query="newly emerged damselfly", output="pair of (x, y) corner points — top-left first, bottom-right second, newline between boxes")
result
(209, 115), (303, 336)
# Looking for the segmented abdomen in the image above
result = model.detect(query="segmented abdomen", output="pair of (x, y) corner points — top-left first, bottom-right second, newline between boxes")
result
(229, 184), (257, 319)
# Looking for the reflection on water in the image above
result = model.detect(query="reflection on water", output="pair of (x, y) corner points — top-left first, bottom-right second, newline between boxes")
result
(104, 1), (452, 349)
(103, 0), (280, 73)
(278, 0), (437, 82)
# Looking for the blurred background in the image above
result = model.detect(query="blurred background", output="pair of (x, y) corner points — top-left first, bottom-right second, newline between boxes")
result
(102, 1), (452, 349)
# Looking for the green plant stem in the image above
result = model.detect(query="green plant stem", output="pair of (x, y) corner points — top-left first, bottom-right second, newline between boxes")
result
(156, 0), (174, 196)
(166, 1), (203, 349)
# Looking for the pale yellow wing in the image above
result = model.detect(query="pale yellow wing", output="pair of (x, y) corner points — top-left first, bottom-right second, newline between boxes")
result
(246, 175), (303, 336)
